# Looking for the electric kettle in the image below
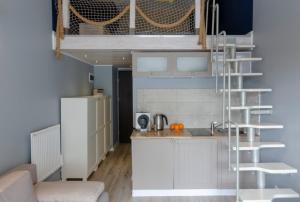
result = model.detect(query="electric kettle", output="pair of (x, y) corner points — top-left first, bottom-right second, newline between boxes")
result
(153, 114), (168, 131)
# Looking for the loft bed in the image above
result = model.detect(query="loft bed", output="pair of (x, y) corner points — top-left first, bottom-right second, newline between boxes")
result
(52, 0), (253, 59)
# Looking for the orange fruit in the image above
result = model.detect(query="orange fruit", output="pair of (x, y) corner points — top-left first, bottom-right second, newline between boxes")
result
(178, 123), (184, 130)
(173, 124), (180, 130)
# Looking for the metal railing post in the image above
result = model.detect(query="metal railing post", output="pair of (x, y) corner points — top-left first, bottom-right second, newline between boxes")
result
(221, 32), (227, 129)
(236, 125), (240, 202)
(227, 60), (233, 171)
(205, 0), (210, 35)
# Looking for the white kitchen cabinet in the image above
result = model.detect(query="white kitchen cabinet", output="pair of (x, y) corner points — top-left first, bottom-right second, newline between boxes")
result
(132, 136), (258, 191)
(132, 139), (174, 189)
(132, 52), (211, 77)
(133, 51), (252, 78)
(174, 139), (218, 189)
(61, 97), (97, 181)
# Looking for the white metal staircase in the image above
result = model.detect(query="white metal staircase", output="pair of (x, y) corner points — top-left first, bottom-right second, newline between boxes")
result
(208, 1), (299, 201)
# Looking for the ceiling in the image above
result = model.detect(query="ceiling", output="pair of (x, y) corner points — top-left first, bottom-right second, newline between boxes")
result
(62, 50), (132, 67)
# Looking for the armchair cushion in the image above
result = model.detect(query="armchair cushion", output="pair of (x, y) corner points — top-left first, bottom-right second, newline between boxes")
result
(35, 181), (105, 202)
(0, 171), (38, 202)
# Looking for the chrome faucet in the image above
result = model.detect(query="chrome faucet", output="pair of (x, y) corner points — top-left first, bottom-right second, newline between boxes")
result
(210, 121), (223, 135)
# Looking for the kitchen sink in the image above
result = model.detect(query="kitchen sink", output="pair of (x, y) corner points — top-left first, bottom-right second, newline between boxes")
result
(216, 128), (245, 135)
(187, 128), (212, 136)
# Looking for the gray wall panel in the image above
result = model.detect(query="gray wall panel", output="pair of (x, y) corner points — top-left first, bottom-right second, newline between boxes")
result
(253, 0), (300, 197)
(94, 66), (113, 97)
(0, 0), (92, 174)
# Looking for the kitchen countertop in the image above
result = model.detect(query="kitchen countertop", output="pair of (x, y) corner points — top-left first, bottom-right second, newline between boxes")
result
(131, 128), (227, 139)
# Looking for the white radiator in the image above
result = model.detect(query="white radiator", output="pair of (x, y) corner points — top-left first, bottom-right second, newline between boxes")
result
(31, 124), (62, 182)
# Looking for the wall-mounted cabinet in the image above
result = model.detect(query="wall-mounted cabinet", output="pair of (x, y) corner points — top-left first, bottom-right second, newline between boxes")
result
(132, 52), (211, 78)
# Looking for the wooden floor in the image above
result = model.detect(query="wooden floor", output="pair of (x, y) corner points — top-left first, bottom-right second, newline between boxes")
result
(90, 144), (234, 202)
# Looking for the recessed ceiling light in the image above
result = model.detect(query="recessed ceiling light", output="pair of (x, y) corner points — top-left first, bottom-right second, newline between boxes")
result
(95, 60), (99, 64)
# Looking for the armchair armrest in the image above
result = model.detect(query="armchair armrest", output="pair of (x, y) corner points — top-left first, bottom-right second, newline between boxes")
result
(9, 164), (38, 185)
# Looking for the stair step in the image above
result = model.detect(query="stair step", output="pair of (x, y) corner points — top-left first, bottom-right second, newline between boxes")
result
(226, 58), (263, 62)
(251, 110), (273, 115)
(217, 43), (256, 49)
(220, 72), (263, 77)
(233, 142), (285, 151)
(220, 89), (272, 93)
(229, 105), (273, 111)
(232, 163), (297, 174)
(236, 123), (283, 129)
(239, 188), (299, 202)
(216, 58), (263, 62)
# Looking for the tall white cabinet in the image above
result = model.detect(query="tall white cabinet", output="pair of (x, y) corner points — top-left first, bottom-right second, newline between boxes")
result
(61, 95), (113, 181)
(61, 96), (98, 181)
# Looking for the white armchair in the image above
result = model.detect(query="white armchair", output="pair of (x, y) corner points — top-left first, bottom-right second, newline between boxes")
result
(0, 164), (108, 202)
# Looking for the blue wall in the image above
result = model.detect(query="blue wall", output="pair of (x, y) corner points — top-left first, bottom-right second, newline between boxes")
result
(253, 0), (300, 199)
(94, 66), (113, 97)
(0, 0), (92, 174)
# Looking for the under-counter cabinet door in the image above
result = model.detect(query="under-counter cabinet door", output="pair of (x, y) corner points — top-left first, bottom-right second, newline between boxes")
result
(174, 52), (211, 77)
(132, 139), (174, 190)
(174, 139), (218, 189)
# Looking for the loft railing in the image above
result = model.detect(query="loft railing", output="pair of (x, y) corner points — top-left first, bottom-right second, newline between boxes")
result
(58, 0), (205, 36)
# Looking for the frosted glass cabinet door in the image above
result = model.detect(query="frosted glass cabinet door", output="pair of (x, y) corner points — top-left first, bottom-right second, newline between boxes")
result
(137, 57), (168, 72)
(133, 52), (169, 77)
(175, 52), (211, 76)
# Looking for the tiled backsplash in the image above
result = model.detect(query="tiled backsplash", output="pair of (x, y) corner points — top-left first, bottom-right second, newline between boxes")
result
(137, 89), (258, 128)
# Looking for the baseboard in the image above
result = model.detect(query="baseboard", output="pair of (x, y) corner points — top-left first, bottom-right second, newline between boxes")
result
(132, 189), (236, 197)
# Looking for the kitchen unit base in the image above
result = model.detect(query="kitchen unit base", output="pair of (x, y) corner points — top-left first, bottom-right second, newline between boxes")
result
(131, 129), (257, 195)
(132, 189), (236, 197)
